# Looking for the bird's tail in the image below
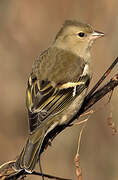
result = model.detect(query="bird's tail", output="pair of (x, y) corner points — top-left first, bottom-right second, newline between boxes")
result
(14, 129), (45, 173)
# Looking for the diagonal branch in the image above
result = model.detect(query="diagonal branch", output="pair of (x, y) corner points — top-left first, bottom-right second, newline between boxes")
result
(86, 56), (118, 99)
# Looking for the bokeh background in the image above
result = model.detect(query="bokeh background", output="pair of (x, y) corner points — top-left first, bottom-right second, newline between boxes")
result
(0, 0), (118, 180)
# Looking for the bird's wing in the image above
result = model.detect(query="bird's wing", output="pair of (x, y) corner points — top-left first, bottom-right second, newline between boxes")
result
(26, 70), (90, 134)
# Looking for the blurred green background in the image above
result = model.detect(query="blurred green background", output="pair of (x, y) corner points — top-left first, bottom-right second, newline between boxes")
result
(0, 0), (118, 179)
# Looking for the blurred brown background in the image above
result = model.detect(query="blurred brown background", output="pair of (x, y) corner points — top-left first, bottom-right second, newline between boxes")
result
(0, 0), (118, 179)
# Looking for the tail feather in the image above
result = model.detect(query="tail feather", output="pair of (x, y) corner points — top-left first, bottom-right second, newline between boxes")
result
(14, 132), (44, 172)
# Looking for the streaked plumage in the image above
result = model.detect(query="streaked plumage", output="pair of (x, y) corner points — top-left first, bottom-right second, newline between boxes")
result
(14, 20), (104, 172)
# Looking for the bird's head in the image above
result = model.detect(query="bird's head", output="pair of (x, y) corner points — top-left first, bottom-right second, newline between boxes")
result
(54, 20), (104, 57)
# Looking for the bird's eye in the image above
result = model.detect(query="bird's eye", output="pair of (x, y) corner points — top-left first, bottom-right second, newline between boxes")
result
(78, 32), (86, 37)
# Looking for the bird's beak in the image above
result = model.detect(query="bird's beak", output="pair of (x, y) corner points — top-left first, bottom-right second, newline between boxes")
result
(91, 31), (104, 40)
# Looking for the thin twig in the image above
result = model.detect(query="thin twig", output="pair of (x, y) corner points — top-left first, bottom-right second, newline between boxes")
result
(72, 118), (88, 126)
(77, 123), (87, 155)
(5, 170), (71, 180)
(75, 123), (87, 180)
(38, 156), (44, 180)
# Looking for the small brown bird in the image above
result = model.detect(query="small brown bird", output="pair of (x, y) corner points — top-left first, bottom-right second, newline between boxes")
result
(14, 20), (104, 173)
